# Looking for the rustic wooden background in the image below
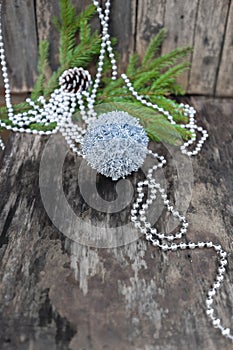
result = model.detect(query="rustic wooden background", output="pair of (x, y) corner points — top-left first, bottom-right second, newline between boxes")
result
(0, 97), (233, 350)
(1, 1), (233, 350)
(0, 0), (233, 96)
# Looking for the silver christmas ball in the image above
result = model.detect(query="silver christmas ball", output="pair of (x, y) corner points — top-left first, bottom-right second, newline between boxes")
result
(81, 111), (149, 180)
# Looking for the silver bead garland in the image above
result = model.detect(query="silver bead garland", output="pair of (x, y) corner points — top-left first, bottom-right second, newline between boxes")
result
(0, 0), (232, 342)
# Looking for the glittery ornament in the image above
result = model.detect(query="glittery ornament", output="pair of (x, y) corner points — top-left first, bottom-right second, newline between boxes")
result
(82, 111), (149, 180)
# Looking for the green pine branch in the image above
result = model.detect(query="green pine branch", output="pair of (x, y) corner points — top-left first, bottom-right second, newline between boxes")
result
(43, 67), (64, 97)
(0, 1), (195, 146)
(151, 62), (190, 91)
(55, 0), (98, 66)
(57, 0), (78, 65)
(45, 1), (101, 97)
(138, 46), (192, 75)
(92, 101), (188, 146)
(126, 53), (139, 76)
(31, 40), (50, 100)
(98, 29), (193, 142)
(142, 28), (166, 66)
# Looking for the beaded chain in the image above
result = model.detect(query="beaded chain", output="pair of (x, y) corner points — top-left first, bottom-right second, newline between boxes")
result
(0, 0), (232, 341)
(0, 0), (117, 155)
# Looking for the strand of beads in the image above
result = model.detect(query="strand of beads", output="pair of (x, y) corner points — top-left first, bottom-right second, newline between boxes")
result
(121, 74), (209, 156)
(0, 85), (85, 154)
(131, 151), (188, 244)
(131, 149), (233, 341)
(88, 0), (117, 121)
(50, 89), (86, 156)
(92, 0), (117, 81)
(0, 10), (89, 153)
(0, 135), (4, 150)
(0, 0), (119, 151)
(63, 1), (118, 126)
(0, 2), (58, 147)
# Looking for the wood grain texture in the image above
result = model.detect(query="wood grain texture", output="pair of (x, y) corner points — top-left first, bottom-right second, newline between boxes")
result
(216, 1), (233, 97)
(189, 0), (230, 95)
(135, 0), (166, 57)
(36, 0), (60, 72)
(161, 0), (199, 90)
(0, 0), (38, 92)
(109, 0), (137, 72)
(0, 97), (233, 349)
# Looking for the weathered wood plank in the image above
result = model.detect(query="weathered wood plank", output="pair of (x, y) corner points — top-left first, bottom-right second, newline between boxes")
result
(216, 2), (233, 97)
(36, 0), (60, 72)
(161, 0), (199, 90)
(189, 0), (230, 95)
(0, 97), (233, 349)
(109, 0), (137, 72)
(135, 0), (166, 58)
(0, 0), (38, 92)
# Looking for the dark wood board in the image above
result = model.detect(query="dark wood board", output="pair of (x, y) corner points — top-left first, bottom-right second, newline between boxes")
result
(1, 0), (38, 92)
(0, 97), (233, 349)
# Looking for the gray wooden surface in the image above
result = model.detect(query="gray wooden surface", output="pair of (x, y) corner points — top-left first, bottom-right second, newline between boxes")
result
(0, 97), (233, 350)
(0, 0), (232, 96)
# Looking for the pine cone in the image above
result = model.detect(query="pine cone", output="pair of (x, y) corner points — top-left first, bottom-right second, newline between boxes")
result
(59, 67), (91, 93)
